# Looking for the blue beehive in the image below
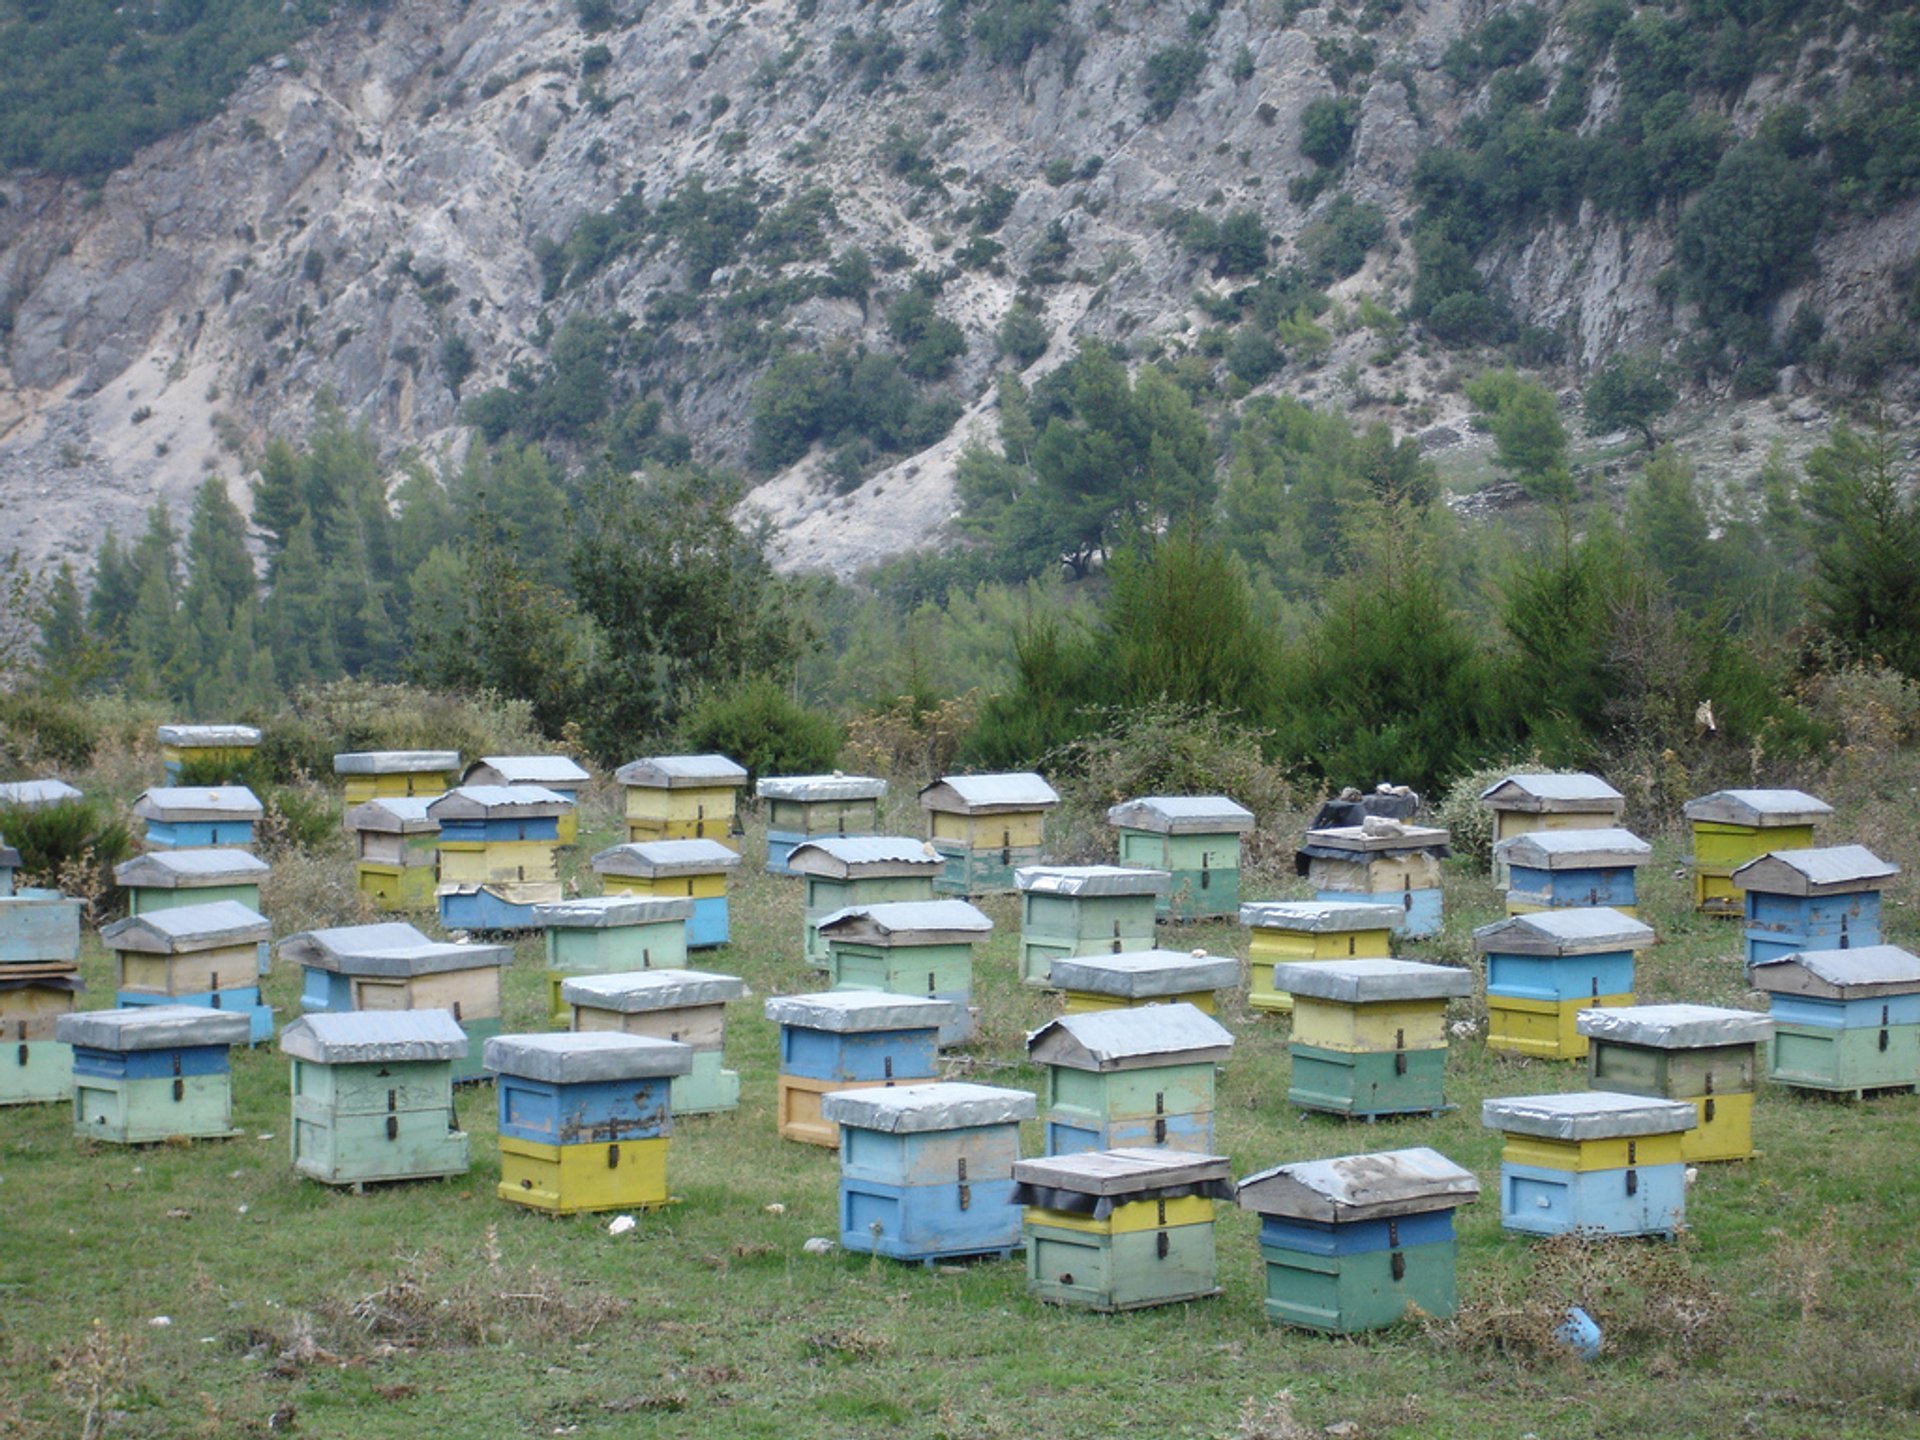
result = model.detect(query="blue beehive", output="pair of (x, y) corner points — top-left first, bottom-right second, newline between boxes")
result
(99, 900), (275, 1045)
(820, 1081), (1037, 1264)
(430, 786), (570, 931)
(1295, 821), (1450, 938)
(1495, 829), (1652, 916)
(1483, 1091), (1696, 1239)
(1475, 908), (1654, 1061)
(764, 991), (949, 1146)
(57, 1005), (251, 1144)
(1733, 845), (1898, 967)
(461, 756), (590, 844)
(1748, 945), (1920, 1097)
(1027, 1003), (1233, 1155)
(131, 786), (263, 849)
(757, 774), (889, 874)
(591, 839), (742, 948)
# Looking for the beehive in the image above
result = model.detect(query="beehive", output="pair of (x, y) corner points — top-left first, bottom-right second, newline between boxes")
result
(1733, 845), (1899, 967)
(1046, 948), (1240, 1015)
(818, 899), (991, 1046)
(100, 900), (274, 1045)
(919, 772), (1061, 896)
(486, 1032), (693, 1214)
(461, 755), (591, 845)
(116, 849), (269, 917)
(1016, 1149), (1235, 1310)
(1028, 1004), (1233, 1155)
(757, 774), (889, 874)
(0, 879), (82, 965)
(1015, 865), (1168, 987)
(563, 969), (750, 1116)
(131, 786), (263, 850)
(764, 992), (947, 1146)
(790, 837), (943, 968)
(590, 839), (739, 948)
(428, 785), (570, 931)
(1683, 789), (1834, 916)
(57, 1005), (250, 1144)
(1295, 822), (1450, 938)
(0, 778), (84, 809)
(614, 754), (748, 849)
(1580, 1004), (1774, 1161)
(279, 922), (510, 1084)
(345, 797), (441, 912)
(534, 895), (692, 1027)
(0, 960), (83, 1106)
(1495, 829), (1652, 917)
(1106, 796), (1255, 922)
(821, 1081), (1037, 1263)
(1237, 1146), (1479, 1332)
(333, 750), (461, 817)
(1484, 1091), (1696, 1238)
(1240, 901), (1398, 1014)
(280, 1010), (471, 1187)
(157, 724), (261, 781)
(1474, 908), (1654, 1061)
(1477, 773), (1627, 882)
(1273, 959), (1473, 1119)
(1748, 945), (1920, 1097)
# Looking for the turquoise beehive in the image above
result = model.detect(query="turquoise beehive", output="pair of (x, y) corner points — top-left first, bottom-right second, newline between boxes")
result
(1027, 1003), (1233, 1155)
(1106, 796), (1255, 922)
(131, 786), (263, 850)
(280, 1010), (471, 1187)
(58, 1005), (251, 1144)
(790, 837), (944, 967)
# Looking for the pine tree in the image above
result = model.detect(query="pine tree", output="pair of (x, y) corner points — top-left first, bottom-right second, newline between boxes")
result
(262, 519), (341, 685)
(34, 562), (94, 693)
(1804, 418), (1920, 677)
(1625, 447), (1713, 612)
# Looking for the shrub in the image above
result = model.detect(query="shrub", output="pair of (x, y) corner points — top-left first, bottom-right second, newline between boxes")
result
(0, 691), (99, 768)
(677, 679), (843, 785)
(1142, 44), (1207, 122)
(1298, 96), (1360, 169)
(0, 798), (133, 915)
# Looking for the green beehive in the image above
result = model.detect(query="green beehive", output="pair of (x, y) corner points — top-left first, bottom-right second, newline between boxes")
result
(1106, 796), (1255, 922)
(280, 1010), (471, 1187)
(789, 837), (944, 968)
(818, 899), (992, 1046)
(1028, 1003), (1234, 1156)
(58, 1005), (250, 1144)
(115, 849), (270, 917)
(919, 773), (1060, 896)
(534, 895), (693, 1027)
(1015, 865), (1168, 988)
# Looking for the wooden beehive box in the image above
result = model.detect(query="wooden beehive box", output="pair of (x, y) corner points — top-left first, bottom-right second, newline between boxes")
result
(1683, 789), (1833, 916)
(818, 899), (991, 1046)
(57, 1005), (251, 1144)
(333, 750), (461, 818)
(157, 724), (260, 781)
(1733, 845), (1898, 967)
(345, 797), (441, 912)
(764, 992), (948, 1146)
(614, 754), (748, 849)
(790, 837), (943, 968)
(1477, 773), (1626, 882)
(462, 755), (591, 845)
(116, 848), (269, 917)
(1015, 865), (1168, 987)
(280, 1010), (471, 1187)
(1237, 1146), (1479, 1332)
(757, 774), (889, 874)
(1107, 796), (1255, 922)
(563, 968), (750, 1116)
(132, 786), (263, 850)
(1482, 1091), (1696, 1238)
(1579, 1004), (1774, 1161)
(1495, 828), (1652, 917)
(1045, 948), (1239, 1015)
(1295, 822), (1450, 938)
(428, 785), (570, 931)
(0, 884), (83, 965)
(1748, 945), (1920, 1097)
(590, 839), (741, 949)
(1028, 1003), (1233, 1155)
(0, 778), (84, 810)
(1273, 959), (1473, 1119)
(0, 962), (84, 1106)
(534, 895), (692, 1026)
(1474, 908), (1654, 1061)
(820, 1080), (1036, 1263)
(100, 900), (274, 1045)
(918, 772), (1060, 896)
(1240, 901), (1398, 1014)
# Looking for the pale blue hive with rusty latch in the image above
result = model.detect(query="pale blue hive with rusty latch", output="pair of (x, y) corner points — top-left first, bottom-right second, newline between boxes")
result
(563, 968), (750, 1116)
(1734, 845), (1898, 968)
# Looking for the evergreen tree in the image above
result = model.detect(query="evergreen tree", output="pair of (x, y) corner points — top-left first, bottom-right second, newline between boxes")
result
(1465, 368), (1573, 504)
(252, 437), (308, 571)
(1625, 447), (1713, 612)
(1803, 418), (1920, 676)
(261, 519), (341, 685)
(33, 562), (96, 693)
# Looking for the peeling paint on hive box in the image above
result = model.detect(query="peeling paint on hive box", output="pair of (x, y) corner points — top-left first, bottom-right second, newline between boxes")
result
(1734, 846), (1898, 967)
(765, 992), (947, 1146)
(563, 969), (749, 1116)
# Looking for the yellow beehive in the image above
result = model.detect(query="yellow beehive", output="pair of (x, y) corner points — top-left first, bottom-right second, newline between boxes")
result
(614, 754), (748, 849)
(1682, 789), (1833, 916)
(1478, 773), (1626, 881)
(1240, 901), (1398, 1013)
(333, 751), (461, 815)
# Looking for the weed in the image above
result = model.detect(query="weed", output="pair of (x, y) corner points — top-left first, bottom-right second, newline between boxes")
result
(51, 1321), (142, 1440)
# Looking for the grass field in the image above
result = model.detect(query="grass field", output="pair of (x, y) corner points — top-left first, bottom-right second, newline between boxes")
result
(4, 782), (1919, 1440)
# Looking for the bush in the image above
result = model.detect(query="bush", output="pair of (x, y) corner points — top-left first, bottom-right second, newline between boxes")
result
(1298, 97), (1360, 169)
(0, 798), (133, 914)
(1142, 44), (1207, 122)
(0, 691), (99, 769)
(677, 679), (843, 785)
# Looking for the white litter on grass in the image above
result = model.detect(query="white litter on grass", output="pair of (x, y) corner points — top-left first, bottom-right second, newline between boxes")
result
(607, 1214), (637, 1236)
(763, 1202), (786, 1215)
(1684, 1167), (1699, 1187)
(237, 1204), (250, 1215)
(256, 1133), (275, 1141)
(802, 1237), (836, 1255)
(149, 1316), (172, 1328)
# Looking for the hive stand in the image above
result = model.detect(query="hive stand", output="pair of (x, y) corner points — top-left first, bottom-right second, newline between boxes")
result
(1477, 773), (1627, 884)
(1494, 829), (1652, 917)
(157, 725), (261, 781)
(428, 785), (571, 932)
(345, 797), (441, 912)
(818, 899), (991, 1046)
(1473, 908), (1655, 1061)
(918, 773), (1060, 896)
(461, 755), (590, 846)
(1271, 959), (1473, 1119)
(1579, 1004), (1773, 1161)
(333, 750), (461, 823)
(1683, 789), (1833, 917)
(100, 900), (274, 1045)
(590, 839), (741, 949)
(1732, 845), (1899, 967)
(1240, 901), (1398, 1014)
(614, 754), (748, 850)
(1748, 945), (1920, 1097)
(1015, 865), (1168, 987)
(757, 774), (889, 875)
(790, 837), (943, 968)
(1237, 1146), (1479, 1333)
(1027, 1003), (1233, 1155)
(131, 786), (263, 850)
(534, 895), (692, 1026)
(58, 1005), (250, 1144)
(563, 968), (750, 1116)
(821, 1081), (1037, 1264)
(1106, 796), (1255, 922)
(280, 1010), (471, 1187)
(764, 992), (948, 1147)
(1483, 1091), (1696, 1238)
(1015, 1148), (1235, 1310)
(1295, 822), (1450, 938)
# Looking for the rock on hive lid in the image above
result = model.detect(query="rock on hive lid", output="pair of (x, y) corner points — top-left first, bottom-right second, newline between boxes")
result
(1027, 1003), (1234, 1070)
(1015, 864), (1170, 897)
(1237, 1146), (1479, 1222)
(1106, 796), (1255, 834)
(756, 773), (888, 801)
(57, 1004), (251, 1051)
(1047, 949), (1239, 998)
(818, 1081), (1036, 1132)
(561, 969), (749, 1011)
(1472, 907), (1656, 956)
(484, 1031), (694, 1083)
(590, 839), (742, 876)
(279, 1009), (469, 1064)
(1576, 1003), (1773, 1048)
(1239, 900), (1400, 932)
(530, 895), (695, 928)
(1482, 1090), (1698, 1140)
(1267, 958), (1474, 1004)
(762, 991), (954, 1032)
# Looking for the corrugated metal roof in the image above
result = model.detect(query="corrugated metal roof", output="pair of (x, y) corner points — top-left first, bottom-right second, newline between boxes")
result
(114, 849), (271, 886)
(786, 837), (941, 876)
(157, 724), (261, 747)
(531, 895), (694, 928)
(427, 785), (571, 819)
(1472, 907), (1656, 956)
(280, 923), (511, 976)
(100, 899), (271, 952)
(1478, 773), (1627, 809)
(344, 796), (440, 832)
(1239, 900), (1402, 934)
(1682, 789), (1833, 826)
(1577, 1003), (1773, 1049)
(57, 1004), (251, 1051)
(816, 899), (993, 938)
(1493, 828), (1652, 869)
(561, 969), (749, 1011)
(1748, 944), (1920, 997)
(1237, 1147), (1478, 1222)
(1014, 864), (1170, 897)
(0, 778), (84, 807)
(919, 772), (1060, 811)
(614, 754), (749, 788)
(132, 786), (264, 821)
(1731, 844), (1899, 894)
(1269, 958), (1473, 1004)
(332, 751), (461, 775)
(1105, 795), (1255, 834)
(817, 1081), (1036, 1132)
(279, 1009), (469, 1064)
(485, 1031), (693, 1084)
(463, 755), (591, 786)
(589, 839), (742, 876)
(756, 773), (888, 801)
(1027, 1003), (1234, 1069)
(763, 991), (954, 1032)
(1047, 949), (1240, 998)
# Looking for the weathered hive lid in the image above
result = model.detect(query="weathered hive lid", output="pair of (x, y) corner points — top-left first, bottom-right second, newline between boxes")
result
(762, 991), (954, 1032)
(561, 968), (750, 1012)
(786, 836), (943, 879)
(530, 895), (694, 929)
(1730, 845), (1899, 896)
(918, 772), (1060, 814)
(614, 754), (748, 789)
(1577, 1004), (1774, 1048)
(1477, 773), (1627, 814)
(1106, 795), (1255, 834)
(1047, 948), (1240, 998)
(589, 839), (742, 877)
(1013, 1148), (1235, 1204)
(815, 899), (993, 945)
(484, 1031), (694, 1083)
(1014, 864), (1170, 898)
(280, 921), (432, 962)
(132, 786), (264, 822)
(57, 1004), (250, 1051)
(756, 773), (888, 801)
(0, 962), (83, 991)
(1297, 822), (1452, 858)
(0, 835), (20, 870)
(1493, 828), (1652, 870)
(332, 750), (461, 775)
(279, 1009), (469, 1064)
(1268, 958), (1474, 1005)
(1027, 1003), (1234, 1071)
(1682, 789), (1834, 827)
(157, 724), (262, 747)
(426, 785), (572, 821)
(114, 848), (271, 888)
(818, 1080), (1036, 1132)
(0, 778), (84, 808)
(100, 899), (271, 953)
(461, 755), (590, 787)
(1472, 907), (1655, 956)
(1236, 1147), (1479, 1222)
(279, 922), (511, 976)
(1239, 900), (1402, 934)
(1747, 945), (1920, 999)
(344, 796), (440, 833)
(1482, 1090), (1698, 1140)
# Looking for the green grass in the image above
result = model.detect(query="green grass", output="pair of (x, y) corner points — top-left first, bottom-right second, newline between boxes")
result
(4, 787), (1920, 1439)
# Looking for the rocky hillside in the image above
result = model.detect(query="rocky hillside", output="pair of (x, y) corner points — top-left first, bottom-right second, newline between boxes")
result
(1, 0), (1914, 577)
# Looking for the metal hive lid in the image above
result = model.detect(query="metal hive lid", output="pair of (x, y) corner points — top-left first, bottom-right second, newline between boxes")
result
(1298, 822), (1451, 856)
(1237, 1147), (1479, 1222)
(785, 837), (943, 878)
(817, 1081), (1036, 1132)
(132, 786), (264, 822)
(762, 991), (954, 1032)
(1577, 1003), (1774, 1048)
(462, 755), (591, 786)
(279, 922), (511, 976)
(1493, 828), (1652, 869)
(99, 899), (271, 953)
(589, 839), (742, 877)
(1014, 1147), (1234, 1197)
(280, 921), (433, 961)
(0, 778), (84, 807)
(1682, 789), (1834, 827)
(756, 773), (888, 802)
(1472, 907), (1656, 956)
(815, 900), (993, 942)
(1268, 958), (1474, 1004)
(1747, 945), (1920, 998)
(484, 1031), (694, 1083)
(1239, 900), (1402, 933)
(279, 1009), (469, 1064)
(114, 848), (271, 888)
(332, 751), (461, 775)
(1105, 795), (1255, 834)
(1482, 1090), (1698, 1140)
(426, 785), (572, 821)
(344, 796), (440, 833)
(613, 754), (749, 788)
(1027, 1003), (1234, 1070)
(1014, 864), (1170, 897)
(560, 969), (750, 1011)
(918, 772), (1060, 812)
(530, 895), (695, 929)
(1477, 773), (1627, 812)
(1730, 845), (1899, 895)
(57, 1004), (251, 1051)
(157, 724), (261, 747)
(1047, 949), (1240, 998)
